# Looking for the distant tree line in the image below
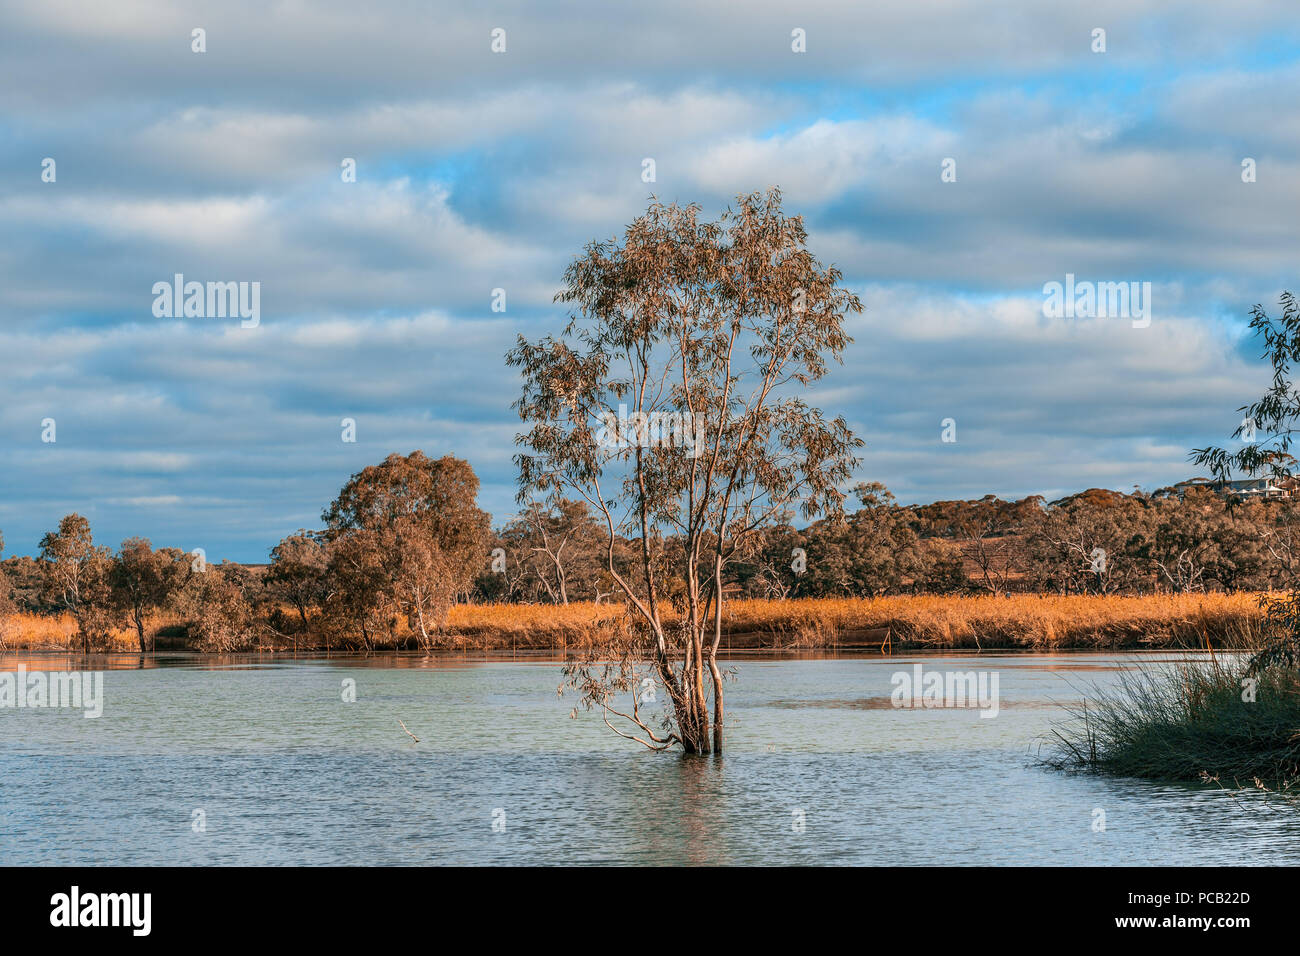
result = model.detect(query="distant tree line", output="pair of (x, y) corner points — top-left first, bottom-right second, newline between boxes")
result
(0, 459), (1292, 652)
(0, 451), (489, 653)
(750, 482), (1294, 599)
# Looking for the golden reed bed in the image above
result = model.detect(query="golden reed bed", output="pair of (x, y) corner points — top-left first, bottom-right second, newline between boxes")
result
(445, 593), (1265, 651)
(0, 593), (1265, 652)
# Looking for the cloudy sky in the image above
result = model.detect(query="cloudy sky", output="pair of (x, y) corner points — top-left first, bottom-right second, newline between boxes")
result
(2, 1), (1299, 561)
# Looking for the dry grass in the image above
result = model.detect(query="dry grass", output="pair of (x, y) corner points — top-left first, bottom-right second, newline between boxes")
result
(443, 592), (1265, 651)
(0, 593), (1266, 652)
(704, 593), (1265, 650)
(441, 601), (631, 648)
(0, 612), (138, 650)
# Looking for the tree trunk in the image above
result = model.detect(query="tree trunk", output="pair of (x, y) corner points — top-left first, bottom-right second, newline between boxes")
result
(412, 595), (435, 655)
(673, 698), (709, 753)
(670, 652), (713, 754)
(708, 560), (725, 753)
(708, 656), (724, 754)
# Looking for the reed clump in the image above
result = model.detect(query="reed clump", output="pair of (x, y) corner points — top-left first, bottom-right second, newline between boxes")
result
(1045, 654), (1300, 787)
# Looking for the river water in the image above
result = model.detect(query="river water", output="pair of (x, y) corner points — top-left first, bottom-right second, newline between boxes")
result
(1, 650), (1296, 865)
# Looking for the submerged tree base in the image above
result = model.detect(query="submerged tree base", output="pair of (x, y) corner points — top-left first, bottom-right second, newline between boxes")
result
(1045, 656), (1300, 791)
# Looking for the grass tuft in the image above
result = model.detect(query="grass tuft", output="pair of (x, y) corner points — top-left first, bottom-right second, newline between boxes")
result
(1045, 655), (1300, 787)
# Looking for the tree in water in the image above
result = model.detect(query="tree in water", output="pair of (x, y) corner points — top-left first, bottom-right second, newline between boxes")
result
(508, 189), (862, 753)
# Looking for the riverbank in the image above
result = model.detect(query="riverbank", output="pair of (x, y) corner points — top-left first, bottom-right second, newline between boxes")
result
(0, 593), (1266, 652)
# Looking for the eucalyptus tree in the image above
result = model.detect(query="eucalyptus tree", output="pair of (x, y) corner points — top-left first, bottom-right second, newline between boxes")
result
(321, 452), (491, 652)
(1194, 293), (1300, 486)
(507, 189), (862, 753)
(801, 482), (929, 598)
(265, 532), (329, 630)
(1194, 292), (1300, 665)
(111, 538), (186, 651)
(39, 513), (116, 652)
(499, 499), (613, 604)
